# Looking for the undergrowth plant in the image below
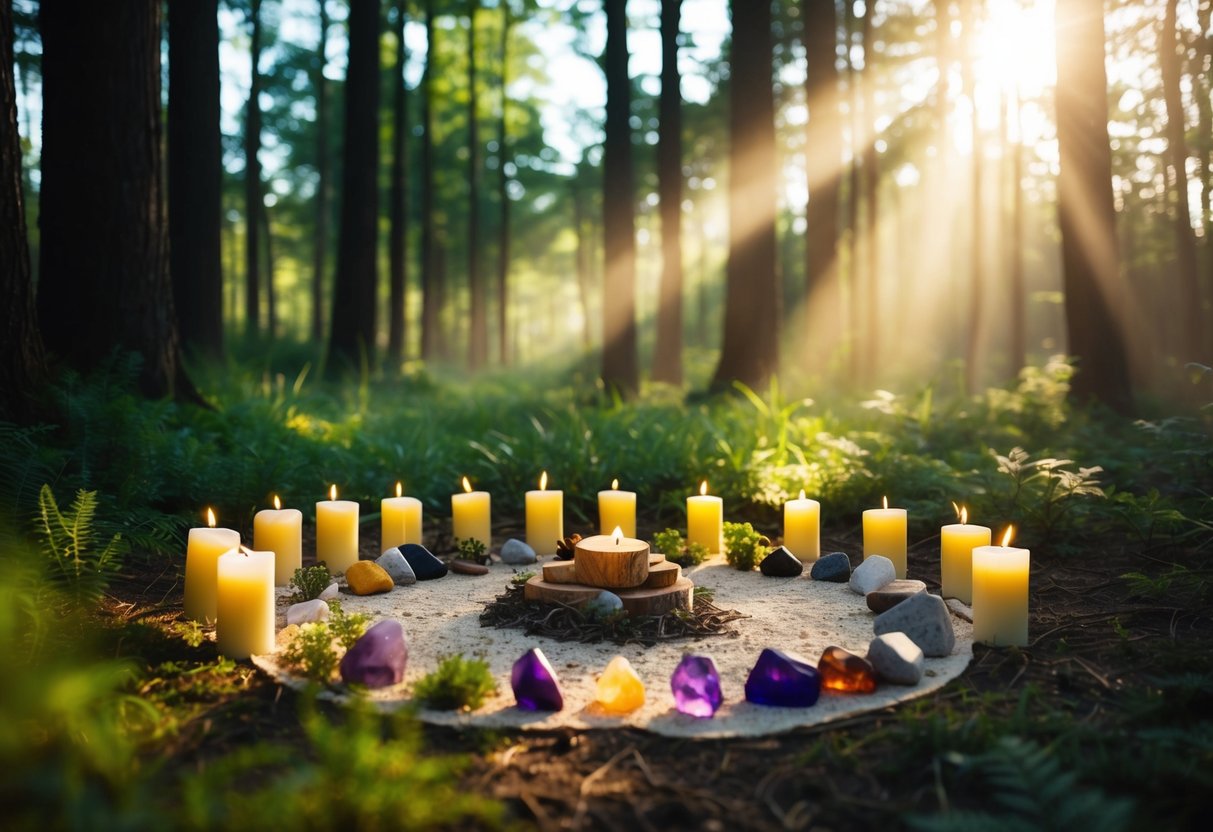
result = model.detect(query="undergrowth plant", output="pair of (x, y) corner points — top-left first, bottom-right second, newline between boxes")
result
(35, 484), (124, 602)
(412, 653), (498, 711)
(989, 447), (1106, 538)
(723, 521), (767, 571)
(652, 528), (709, 566)
(457, 537), (489, 564)
(289, 564), (333, 601)
(279, 603), (370, 683)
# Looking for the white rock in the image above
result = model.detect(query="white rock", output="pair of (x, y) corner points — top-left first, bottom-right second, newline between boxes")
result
(849, 555), (896, 595)
(873, 591), (956, 657)
(318, 582), (339, 600)
(287, 598), (330, 626)
(867, 632), (925, 685)
(376, 548), (418, 585)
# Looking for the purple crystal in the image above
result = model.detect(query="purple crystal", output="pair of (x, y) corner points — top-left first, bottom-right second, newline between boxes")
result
(744, 648), (821, 707)
(511, 648), (564, 711)
(670, 654), (724, 718)
(339, 620), (408, 689)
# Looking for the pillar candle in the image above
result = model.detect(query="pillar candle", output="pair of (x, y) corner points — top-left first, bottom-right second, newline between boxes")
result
(215, 547), (275, 659)
(940, 506), (991, 604)
(783, 489), (821, 562)
(863, 497), (908, 578)
(972, 527), (1030, 647)
(316, 484), (359, 574)
(183, 508), (241, 623)
(687, 480), (723, 555)
(253, 495), (303, 586)
(525, 471), (563, 556)
(598, 478), (637, 538)
(381, 481), (423, 551)
(452, 476), (491, 550)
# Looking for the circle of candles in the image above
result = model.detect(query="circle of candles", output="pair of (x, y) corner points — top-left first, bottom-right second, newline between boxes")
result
(381, 481), (423, 551)
(253, 494), (303, 586)
(525, 471), (564, 556)
(597, 478), (637, 538)
(687, 480), (723, 555)
(863, 496), (908, 578)
(183, 507), (241, 623)
(451, 476), (491, 550)
(783, 489), (821, 562)
(316, 484), (359, 574)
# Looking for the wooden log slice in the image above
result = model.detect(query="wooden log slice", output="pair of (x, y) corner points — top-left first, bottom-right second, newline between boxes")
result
(641, 560), (681, 589)
(522, 576), (601, 606)
(573, 535), (650, 588)
(542, 559), (579, 584)
(616, 578), (694, 616)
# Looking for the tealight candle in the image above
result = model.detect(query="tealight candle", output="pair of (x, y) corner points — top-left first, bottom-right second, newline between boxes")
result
(940, 504), (991, 604)
(316, 484), (359, 574)
(598, 478), (637, 538)
(687, 480), (723, 555)
(253, 494), (302, 586)
(452, 476), (491, 550)
(381, 481), (423, 551)
(783, 489), (821, 562)
(183, 508), (241, 622)
(971, 526), (1030, 647)
(525, 471), (563, 556)
(863, 496), (908, 578)
(215, 547), (275, 659)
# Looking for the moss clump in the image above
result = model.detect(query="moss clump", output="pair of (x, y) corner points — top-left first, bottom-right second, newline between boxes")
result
(723, 522), (768, 572)
(412, 654), (498, 711)
(652, 528), (710, 567)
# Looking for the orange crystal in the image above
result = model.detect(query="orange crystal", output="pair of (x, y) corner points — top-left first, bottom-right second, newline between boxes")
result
(595, 655), (646, 714)
(818, 646), (877, 694)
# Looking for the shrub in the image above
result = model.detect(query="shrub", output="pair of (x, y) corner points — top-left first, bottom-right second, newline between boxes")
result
(652, 527), (709, 567)
(412, 653), (498, 711)
(279, 603), (370, 683)
(723, 521), (767, 572)
(457, 537), (489, 565)
(290, 564), (333, 602)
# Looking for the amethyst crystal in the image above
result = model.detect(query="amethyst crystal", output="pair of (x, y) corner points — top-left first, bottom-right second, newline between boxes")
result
(339, 620), (408, 689)
(670, 654), (724, 718)
(511, 647), (564, 711)
(744, 648), (821, 707)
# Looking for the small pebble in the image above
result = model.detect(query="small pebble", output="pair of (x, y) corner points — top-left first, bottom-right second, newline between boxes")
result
(866, 632), (925, 685)
(849, 555), (896, 595)
(759, 546), (804, 577)
(500, 538), (537, 565)
(345, 561), (395, 595)
(376, 548), (418, 586)
(450, 558), (490, 576)
(401, 543), (448, 580)
(866, 580), (928, 613)
(873, 591), (955, 657)
(287, 598), (330, 625)
(319, 582), (339, 600)
(810, 551), (851, 582)
(584, 590), (624, 617)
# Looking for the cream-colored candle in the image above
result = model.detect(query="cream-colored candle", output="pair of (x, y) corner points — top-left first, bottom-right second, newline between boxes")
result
(316, 484), (359, 574)
(863, 496), (908, 578)
(183, 508), (241, 623)
(525, 471), (564, 556)
(783, 489), (821, 561)
(940, 505), (991, 604)
(215, 547), (275, 659)
(598, 478), (637, 538)
(381, 481), (423, 551)
(972, 526), (1030, 647)
(451, 476), (491, 550)
(687, 480), (723, 555)
(253, 494), (303, 586)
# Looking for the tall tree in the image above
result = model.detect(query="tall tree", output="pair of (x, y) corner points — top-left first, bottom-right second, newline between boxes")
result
(467, 0), (487, 370)
(601, 0), (639, 395)
(245, 0), (265, 337)
(651, 0), (683, 385)
(388, 0), (409, 367)
(961, 0), (984, 392)
(312, 0), (330, 343)
(327, 0), (381, 369)
(168, 0), (223, 360)
(844, 0), (863, 379)
(420, 0), (440, 360)
(1007, 88), (1027, 376)
(711, 0), (779, 391)
(0, 0), (44, 419)
(861, 0), (879, 381)
(38, 0), (186, 399)
(1053, 0), (1132, 411)
(496, 1), (513, 365)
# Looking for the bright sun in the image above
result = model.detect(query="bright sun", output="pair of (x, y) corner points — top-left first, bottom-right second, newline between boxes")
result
(969, 0), (1057, 138)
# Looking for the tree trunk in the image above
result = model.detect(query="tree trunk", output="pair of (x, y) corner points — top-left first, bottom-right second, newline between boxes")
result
(861, 0), (879, 382)
(710, 0), (779, 391)
(1054, 0), (1132, 412)
(652, 0), (684, 385)
(962, 0), (984, 393)
(261, 200), (276, 337)
(312, 0), (330, 344)
(572, 178), (593, 350)
(845, 0), (862, 380)
(421, 0), (440, 361)
(388, 0), (409, 367)
(38, 0), (185, 399)
(1199, 0), (1213, 355)
(245, 0), (264, 338)
(497, 1), (512, 365)
(168, 0), (223, 360)
(327, 0), (381, 370)
(601, 0), (639, 395)
(1008, 87), (1027, 376)
(467, 0), (487, 370)
(0, 0), (44, 420)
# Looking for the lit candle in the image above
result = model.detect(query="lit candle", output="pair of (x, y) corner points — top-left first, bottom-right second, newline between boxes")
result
(215, 547), (275, 659)
(971, 526), (1030, 647)
(783, 489), (821, 562)
(183, 508), (241, 623)
(939, 503), (991, 604)
(598, 478), (637, 538)
(687, 480), (723, 555)
(316, 484), (359, 574)
(525, 471), (564, 556)
(575, 526), (651, 588)
(451, 476), (491, 550)
(381, 481), (423, 551)
(253, 494), (303, 586)
(863, 496), (908, 578)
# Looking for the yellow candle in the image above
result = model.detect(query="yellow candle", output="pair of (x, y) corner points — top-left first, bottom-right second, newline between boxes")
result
(972, 526), (1030, 647)
(525, 471), (564, 556)
(381, 481), (423, 551)
(863, 496), (908, 578)
(687, 480), (723, 554)
(183, 508), (241, 623)
(940, 505), (991, 604)
(598, 478), (637, 538)
(783, 489), (820, 561)
(451, 476), (491, 550)
(253, 494), (303, 586)
(316, 484), (359, 574)
(215, 547), (275, 659)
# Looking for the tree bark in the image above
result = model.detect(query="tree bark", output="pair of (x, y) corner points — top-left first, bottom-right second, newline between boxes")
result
(601, 0), (639, 395)
(962, 0), (984, 393)
(497, 1), (512, 365)
(312, 0), (330, 344)
(388, 0), (409, 367)
(421, 0), (440, 361)
(38, 0), (185, 399)
(1054, 0), (1132, 411)
(327, 0), (381, 370)
(652, 0), (684, 385)
(467, 0), (487, 370)
(710, 0), (779, 391)
(861, 0), (879, 382)
(245, 0), (264, 338)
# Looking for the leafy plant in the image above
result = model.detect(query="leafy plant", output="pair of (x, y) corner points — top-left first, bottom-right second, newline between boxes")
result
(510, 570), (535, 585)
(171, 620), (205, 649)
(457, 537), (489, 565)
(723, 521), (767, 572)
(652, 527), (710, 566)
(34, 484), (124, 602)
(290, 564), (333, 602)
(327, 601), (370, 650)
(991, 447), (1106, 537)
(279, 603), (369, 682)
(412, 653), (498, 711)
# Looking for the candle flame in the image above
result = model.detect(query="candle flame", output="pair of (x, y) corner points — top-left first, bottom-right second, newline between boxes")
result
(1000, 525), (1015, 547)
(882, 495), (889, 510)
(462, 476), (472, 493)
(206, 507), (216, 528)
(951, 502), (968, 524)
(699, 480), (708, 496)
(611, 526), (623, 545)
(329, 484), (338, 501)
(798, 488), (806, 500)
(611, 478), (619, 490)
(539, 471), (548, 491)
(273, 494), (281, 510)
(395, 481), (403, 498)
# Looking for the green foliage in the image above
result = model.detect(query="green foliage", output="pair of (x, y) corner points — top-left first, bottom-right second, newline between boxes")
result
(35, 484), (124, 602)
(457, 536), (489, 565)
(327, 601), (370, 650)
(290, 563), (334, 601)
(652, 527), (709, 566)
(279, 603), (369, 683)
(412, 653), (498, 712)
(989, 447), (1106, 538)
(170, 620), (205, 649)
(723, 521), (767, 572)
(510, 570), (535, 585)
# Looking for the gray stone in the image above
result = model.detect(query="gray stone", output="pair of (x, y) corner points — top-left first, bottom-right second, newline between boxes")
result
(810, 551), (851, 582)
(287, 598), (330, 626)
(376, 548), (418, 586)
(849, 555), (896, 595)
(500, 538), (537, 565)
(584, 590), (624, 617)
(866, 580), (928, 613)
(866, 632), (925, 685)
(873, 592), (955, 657)
(318, 582), (339, 601)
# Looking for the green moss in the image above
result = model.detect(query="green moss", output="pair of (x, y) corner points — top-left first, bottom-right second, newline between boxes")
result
(412, 654), (498, 712)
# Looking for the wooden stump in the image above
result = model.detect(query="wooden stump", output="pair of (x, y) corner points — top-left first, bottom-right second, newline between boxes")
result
(573, 535), (650, 588)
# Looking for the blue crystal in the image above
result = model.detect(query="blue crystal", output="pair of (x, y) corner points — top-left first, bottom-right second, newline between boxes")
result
(744, 648), (821, 707)
(511, 647), (564, 711)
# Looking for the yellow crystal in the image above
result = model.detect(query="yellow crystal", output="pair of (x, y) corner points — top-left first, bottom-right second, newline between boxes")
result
(345, 560), (394, 595)
(595, 655), (646, 714)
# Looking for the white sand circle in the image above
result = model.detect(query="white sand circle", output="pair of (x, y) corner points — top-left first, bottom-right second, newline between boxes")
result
(253, 556), (973, 739)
